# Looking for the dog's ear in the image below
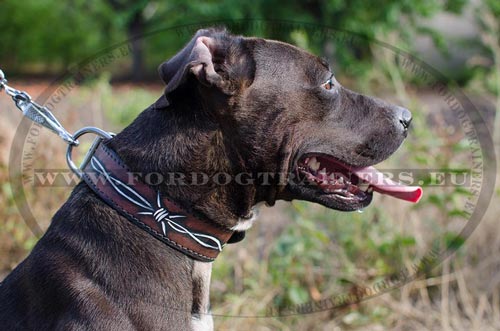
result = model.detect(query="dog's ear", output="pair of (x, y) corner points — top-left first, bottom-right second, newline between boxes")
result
(158, 29), (230, 99)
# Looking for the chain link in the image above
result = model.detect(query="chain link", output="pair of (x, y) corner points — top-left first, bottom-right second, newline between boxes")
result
(0, 68), (115, 177)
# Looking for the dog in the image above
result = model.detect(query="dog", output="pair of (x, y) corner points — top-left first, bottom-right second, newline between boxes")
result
(0, 28), (417, 330)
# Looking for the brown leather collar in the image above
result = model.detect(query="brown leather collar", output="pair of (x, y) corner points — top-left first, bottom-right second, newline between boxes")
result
(80, 141), (244, 262)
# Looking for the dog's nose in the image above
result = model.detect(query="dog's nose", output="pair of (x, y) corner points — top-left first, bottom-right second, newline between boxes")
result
(397, 107), (412, 131)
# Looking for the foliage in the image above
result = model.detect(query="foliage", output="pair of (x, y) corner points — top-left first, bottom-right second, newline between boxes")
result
(0, 0), (121, 73)
(0, 0), (468, 80)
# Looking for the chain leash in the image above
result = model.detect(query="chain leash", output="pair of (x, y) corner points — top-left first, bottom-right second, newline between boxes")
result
(0, 68), (113, 178)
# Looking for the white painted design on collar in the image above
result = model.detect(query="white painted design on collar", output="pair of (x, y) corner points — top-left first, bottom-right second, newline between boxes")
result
(91, 157), (223, 251)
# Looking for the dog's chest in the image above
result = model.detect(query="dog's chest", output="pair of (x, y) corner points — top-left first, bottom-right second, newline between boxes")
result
(191, 261), (213, 331)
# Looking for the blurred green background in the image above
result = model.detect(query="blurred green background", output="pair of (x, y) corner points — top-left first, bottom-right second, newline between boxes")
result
(0, 0), (495, 83)
(1, 1), (500, 330)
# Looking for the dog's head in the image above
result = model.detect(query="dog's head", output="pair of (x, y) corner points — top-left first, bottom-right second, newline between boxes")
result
(156, 28), (420, 213)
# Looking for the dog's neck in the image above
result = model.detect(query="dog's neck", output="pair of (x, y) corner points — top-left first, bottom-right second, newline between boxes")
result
(107, 97), (260, 330)
(108, 96), (261, 232)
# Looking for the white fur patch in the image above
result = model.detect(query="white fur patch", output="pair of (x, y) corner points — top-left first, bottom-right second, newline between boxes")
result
(231, 202), (264, 231)
(191, 314), (214, 331)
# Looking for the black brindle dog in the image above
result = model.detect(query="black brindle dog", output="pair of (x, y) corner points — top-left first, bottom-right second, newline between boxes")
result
(0, 28), (419, 330)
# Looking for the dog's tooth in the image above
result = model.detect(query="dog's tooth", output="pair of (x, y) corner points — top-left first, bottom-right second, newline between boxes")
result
(358, 182), (369, 191)
(367, 186), (373, 193)
(318, 168), (328, 183)
(338, 176), (344, 184)
(309, 157), (320, 171)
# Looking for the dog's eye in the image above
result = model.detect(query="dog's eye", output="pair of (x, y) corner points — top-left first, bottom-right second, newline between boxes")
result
(322, 79), (334, 90)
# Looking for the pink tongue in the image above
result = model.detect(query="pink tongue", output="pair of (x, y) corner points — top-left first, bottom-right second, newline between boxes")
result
(353, 166), (422, 203)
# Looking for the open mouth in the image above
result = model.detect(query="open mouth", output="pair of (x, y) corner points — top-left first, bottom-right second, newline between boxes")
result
(291, 153), (422, 211)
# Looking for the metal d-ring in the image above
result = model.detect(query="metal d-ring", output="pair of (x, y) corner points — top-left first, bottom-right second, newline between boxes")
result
(66, 127), (114, 178)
